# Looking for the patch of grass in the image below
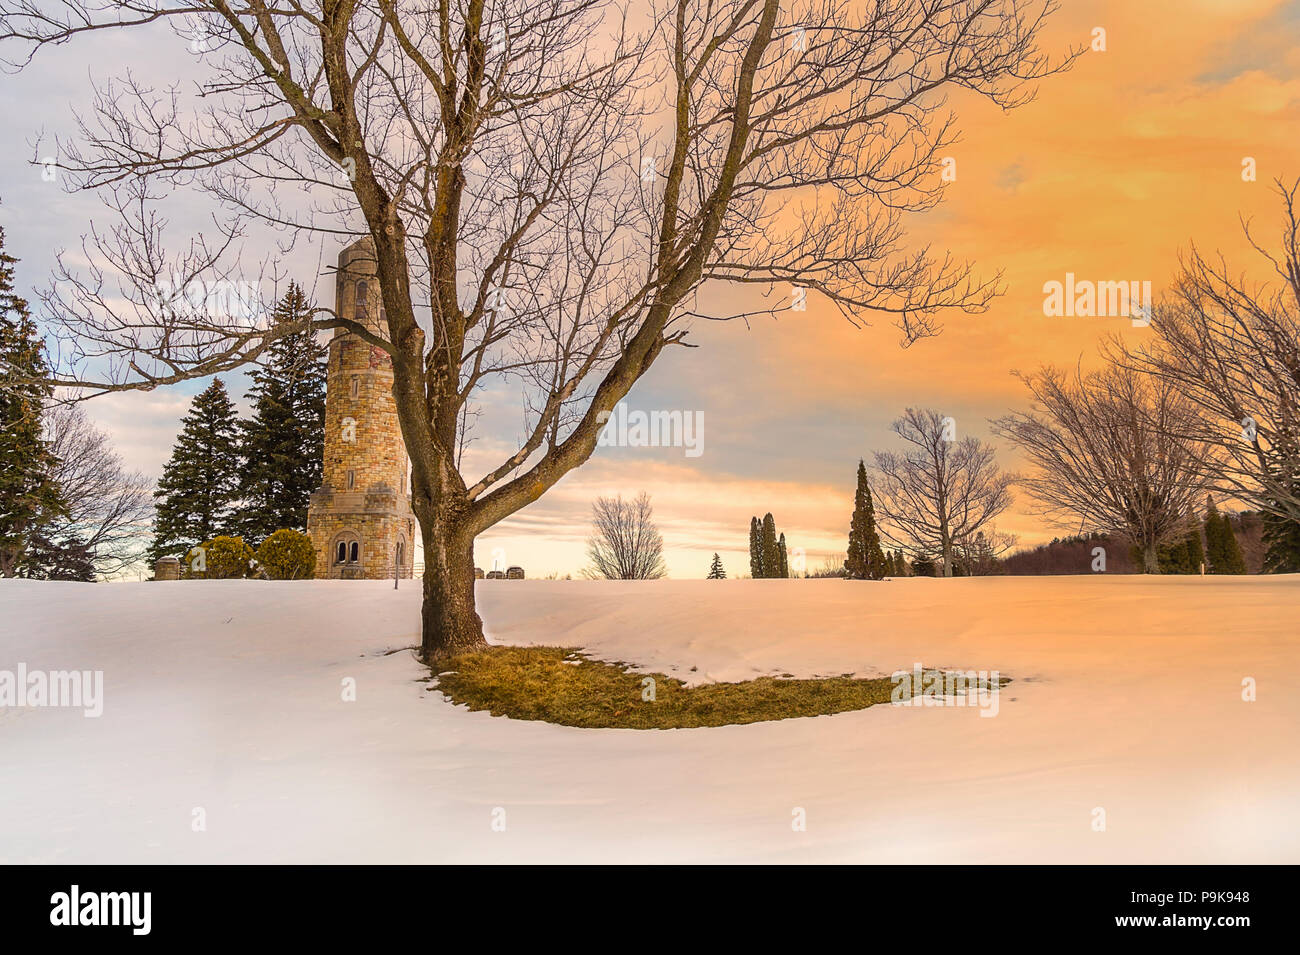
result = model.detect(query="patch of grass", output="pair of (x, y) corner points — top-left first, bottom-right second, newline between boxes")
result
(430, 645), (1003, 730)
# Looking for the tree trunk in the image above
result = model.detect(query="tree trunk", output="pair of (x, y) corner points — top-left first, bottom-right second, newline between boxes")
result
(417, 510), (486, 663)
(1141, 544), (1160, 574)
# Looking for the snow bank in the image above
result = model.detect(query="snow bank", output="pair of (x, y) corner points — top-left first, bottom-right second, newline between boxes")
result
(1, 575), (1296, 863)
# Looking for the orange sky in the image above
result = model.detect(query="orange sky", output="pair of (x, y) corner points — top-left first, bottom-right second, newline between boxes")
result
(469, 0), (1300, 578)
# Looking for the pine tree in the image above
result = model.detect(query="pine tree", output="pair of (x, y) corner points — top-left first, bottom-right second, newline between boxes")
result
(895, 548), (907, 577)
(1159, 524), (1203, 574)
(237, 283), (326, 545)
(1205, 497), (1247, 574)
(761, 513), (781, 579)
(845, 460), (887, 580)
(749, 516), (763, 578)
(22, 527), (96, 581)
(0, 226), (64, 577)
(1262, 508), (1300, 573)
(777, 532), (789, 578)
(149, 379), (242, 564)
(707, 552), (726, 579)
(1219, 512), (1247, 574)
(883, 551), (895, 577)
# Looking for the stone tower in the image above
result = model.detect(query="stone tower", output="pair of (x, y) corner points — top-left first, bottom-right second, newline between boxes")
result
(306, 237), (416, 579)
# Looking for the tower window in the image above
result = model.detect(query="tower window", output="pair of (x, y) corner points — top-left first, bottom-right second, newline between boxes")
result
(355, 280), (368, 320)
(346, 470), (355, 490)
(350, 375), (359, 398)
(333, 534), (361, 566)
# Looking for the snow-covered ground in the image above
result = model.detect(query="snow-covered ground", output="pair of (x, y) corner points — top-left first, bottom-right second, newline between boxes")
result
(1, 575), (1297, 863)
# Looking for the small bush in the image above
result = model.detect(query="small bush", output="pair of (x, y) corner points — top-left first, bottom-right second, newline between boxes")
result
(257, 529), (317, 580)
(184, 535), (256, 579)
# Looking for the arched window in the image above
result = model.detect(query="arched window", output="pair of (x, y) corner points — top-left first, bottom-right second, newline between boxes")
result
(355, 280), (369, 320)
(333, 533), (361, 566)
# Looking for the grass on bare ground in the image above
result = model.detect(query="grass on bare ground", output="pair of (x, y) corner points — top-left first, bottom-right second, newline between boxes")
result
(430, 645), (1005, 729)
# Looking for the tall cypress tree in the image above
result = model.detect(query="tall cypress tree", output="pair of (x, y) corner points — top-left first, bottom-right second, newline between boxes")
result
(777, 532), (789, 578)
(761, 513), (781, 579)
(749, 516), (763, 578)
(149, 378), (242, 563)
(237, 283), (326, 545)
(845, 460), (886, 580)
(0, 226), (64, 577)
(707, 552), (726, 579)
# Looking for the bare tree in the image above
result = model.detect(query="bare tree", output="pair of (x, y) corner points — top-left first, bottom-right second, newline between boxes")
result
(992, 362), (1210, 573)
(1123, 180), (1300, 523)
(2, 0), (1074, 658)
(43, 403), (155, 578)
(584, 492), (666, 579)
(953, 526), (1016, 575)
(872, 408), (1015, 576)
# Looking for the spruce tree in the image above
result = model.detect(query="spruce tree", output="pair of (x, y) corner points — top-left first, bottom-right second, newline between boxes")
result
(237, 283), (326, 544)
(1262, 507), (1300, 573)
(749, 516), (763, 578)
(22, 527), (95, 581)
(1219, 512), (1247, 574)
(707, 552), (726, 579)
(1205, 497), (1247, 574)
(896, 548), (907, 577)
(845, 460), (887, 580)
(777, 533), (789, 578)
(761, 513), (780, 579)
(149, 378), (242, 563)
(0, 226), (64, 577)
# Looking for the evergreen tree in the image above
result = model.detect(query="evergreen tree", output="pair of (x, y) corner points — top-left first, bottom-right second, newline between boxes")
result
(1218, 512), (1247, 574)
(749, 516), (763, 578)
(760, 512), (781, 579)
(895, 548), (907, 577)
(0, 226), (64, 577)
(237, 283), (326, 544)
(845, 460), (887, 580)
(777, 533), (789, 578)
(21, 527), (95, 581)
(1158, 524), (1203, 574)
(912, 552), (937, 577)
(1262, 508), (1300, 573)
(707, 552), (726, 579)
(884, 551), (895, 576)
(1205, 497), (1247, 574)
(149, 379), (242, 564)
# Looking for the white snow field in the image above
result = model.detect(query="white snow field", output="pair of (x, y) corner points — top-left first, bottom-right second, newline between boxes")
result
(1, 574), (1297, 864)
